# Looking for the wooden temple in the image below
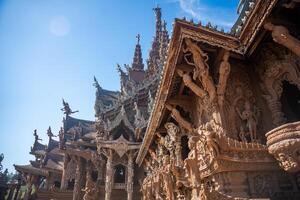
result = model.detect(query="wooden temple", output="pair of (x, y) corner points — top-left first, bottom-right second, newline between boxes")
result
(14, 6), (169, 200)
(136, 0), (300, 199)
(12, 0), (300, 199)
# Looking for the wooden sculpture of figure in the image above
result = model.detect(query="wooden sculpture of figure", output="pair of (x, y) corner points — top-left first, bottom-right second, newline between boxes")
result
(153, 171), (163, 200)
(83, 173), (97, 200)
(201, 124), (219, 157)
(264, 22), (300, 57)
(58, 127), (66, 149)
(33, 129), (42, 142)
(183, 38), (209, 81)
(184, 136), (201, 200)
(177, 69), (207, 98)
(217, 51), (231, 107)
(182, 38), (216, 103)
(162, 155), (175, 200)
(236, 100), (257, 142)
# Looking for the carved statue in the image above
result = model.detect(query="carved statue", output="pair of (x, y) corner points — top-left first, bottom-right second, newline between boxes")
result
(184, 136), (201, 200)
(164, 122), (183, 167)
(183, 38), (209, 81)
(264, 23), (300, 58)
(58, 127), (66, 149)
(61, 99), (79, 116)
(236, 100), (258, 142)
(33, 129), (42, 142)
(162, 155), (175, 200)
(47, 126), (54, 140)
(165, 103), (194, 133)
(177, 69), (207, 98)
(183, 38), (217, 102)
(83, 165), (97, 200)
(217, 51), (231, 107)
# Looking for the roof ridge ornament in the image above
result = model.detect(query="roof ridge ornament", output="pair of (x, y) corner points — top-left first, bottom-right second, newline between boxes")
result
(47, 126), (54, 140)
(33, 129), (42, 142)
(61, 99), (79, 116)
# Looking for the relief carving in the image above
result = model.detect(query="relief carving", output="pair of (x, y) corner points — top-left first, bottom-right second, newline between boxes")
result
(264, 23), (300, 58)
(258, 43), (300, 126)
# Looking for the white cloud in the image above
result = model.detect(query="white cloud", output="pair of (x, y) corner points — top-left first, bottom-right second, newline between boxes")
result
(174, 0), (237, 29)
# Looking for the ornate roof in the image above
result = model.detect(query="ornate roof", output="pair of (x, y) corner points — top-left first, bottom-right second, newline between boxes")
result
(136, 0), (279, 165)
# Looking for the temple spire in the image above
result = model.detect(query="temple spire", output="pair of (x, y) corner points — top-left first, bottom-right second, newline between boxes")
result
(132, 34), (144, 71)
(153, 5), (162, 41)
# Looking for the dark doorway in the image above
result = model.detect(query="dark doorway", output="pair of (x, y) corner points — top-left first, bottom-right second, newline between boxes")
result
(114, 164), (126, 183)
(181, 135), (190, 160)
(281, 81), (300, 122)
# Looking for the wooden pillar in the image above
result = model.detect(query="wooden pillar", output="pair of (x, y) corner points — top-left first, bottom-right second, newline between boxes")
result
(7, 185), (15, 200)
(105, 149), (113, 200)
(127, 151), (134, 200)
(13, 184), (21, 200)
(73, 156), (84, 200)
(61, 154), (70, 190)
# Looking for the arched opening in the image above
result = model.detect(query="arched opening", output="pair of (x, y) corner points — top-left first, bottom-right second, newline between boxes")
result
(181, 135), (190, 160)
(114, 164), (126, 183)
(280, 81), (300, 123)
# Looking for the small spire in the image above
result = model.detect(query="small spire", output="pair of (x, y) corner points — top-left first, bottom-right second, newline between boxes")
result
(153, 5), (162, 41)
(33, 129), (42, 142)
(136, 34), (140, 45)
(47, 126), (54, 140)
(93, 76), (101, 90)
(132, 34), (144, 70)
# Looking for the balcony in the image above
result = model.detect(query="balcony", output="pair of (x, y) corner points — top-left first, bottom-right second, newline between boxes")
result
(266, 121), (300, 172)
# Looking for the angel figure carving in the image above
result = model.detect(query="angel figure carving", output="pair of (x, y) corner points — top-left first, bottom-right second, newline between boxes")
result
(236, 100), (258, 142)
(183, 38), (209, 81)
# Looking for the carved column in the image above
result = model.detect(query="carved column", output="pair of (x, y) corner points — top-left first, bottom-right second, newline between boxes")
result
(61, 154), (70, 190)
(264, 23), (300, 57)
(165, 122), (182, 167)
(105, 149), (113, 200)
(127, 151), (134, 200)
(73, 156), (84, 200)
(24, 174), (34, 200)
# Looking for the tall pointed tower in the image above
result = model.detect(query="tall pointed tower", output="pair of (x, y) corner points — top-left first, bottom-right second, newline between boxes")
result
(146, 5), (169, 76)
(128, 34), (145, 83)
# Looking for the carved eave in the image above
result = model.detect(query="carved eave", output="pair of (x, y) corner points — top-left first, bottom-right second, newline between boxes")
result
(136, 19), (183, 165)
(108, 107), (135, 133)
(238, 0), (278, 54)
(14, 164), (49, 177)
(97, 135), (141, 158)
(30, 140), (47, 156)
(61, 147), (95, 160)
(136, 0), (280, 165)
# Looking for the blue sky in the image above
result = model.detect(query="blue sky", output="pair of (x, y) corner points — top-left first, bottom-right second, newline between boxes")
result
(0, 0), (238, 171)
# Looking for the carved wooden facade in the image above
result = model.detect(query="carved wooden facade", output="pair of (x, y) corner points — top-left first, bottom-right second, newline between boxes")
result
(137, 1), (300, 199)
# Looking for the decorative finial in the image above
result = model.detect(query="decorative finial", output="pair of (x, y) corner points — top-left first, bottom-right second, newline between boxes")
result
(93, 76), (101, 90)
(136, 34), (140, 45)
(47, 126), (54, 140)
(33, 129), (42, 142)
(61, 99), (79, 116)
